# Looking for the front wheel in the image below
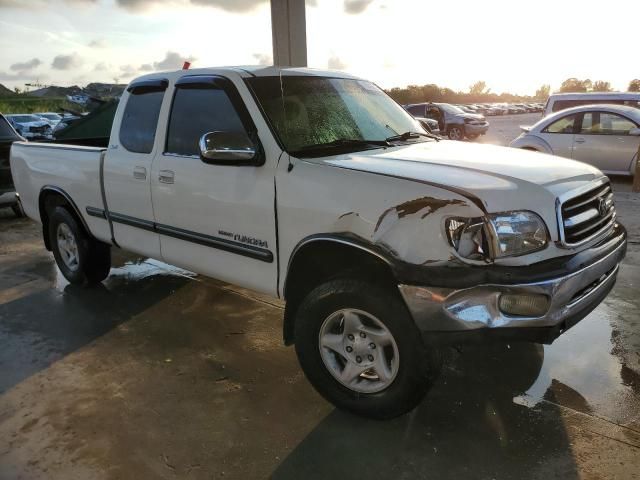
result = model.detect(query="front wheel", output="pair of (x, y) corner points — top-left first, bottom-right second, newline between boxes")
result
(294, 278), (441, 419)
(466, 133), (479, 140)
(447, 125), (464, 140)
(49, 206), (111, 285)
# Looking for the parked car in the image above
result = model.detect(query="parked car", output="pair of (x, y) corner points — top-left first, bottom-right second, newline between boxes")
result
(36, 112), (63, 127)
(11, 67), (627, 419)
(405, 102), (489, 140)
(415, 116), (441, 136)
(52, 115), (82, 137)
(6, 114), (53, 140)
(0, 113), (26, 216)
(510, 104), (640, 176)
(543, 92), (640, 117)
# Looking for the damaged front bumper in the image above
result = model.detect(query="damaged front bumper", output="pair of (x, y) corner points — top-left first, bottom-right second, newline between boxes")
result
(398, 224), (627, 344)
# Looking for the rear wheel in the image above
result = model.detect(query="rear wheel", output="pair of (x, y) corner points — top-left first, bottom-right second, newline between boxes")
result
(447, 125), (464, 140)
(49, 206), (111, 285)
(294, 278), (441, 419)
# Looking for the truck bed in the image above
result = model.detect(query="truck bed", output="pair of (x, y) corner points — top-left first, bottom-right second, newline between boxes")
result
(10, 142), (112, 243)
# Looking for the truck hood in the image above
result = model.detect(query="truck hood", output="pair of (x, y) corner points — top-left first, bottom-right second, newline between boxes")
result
(314, 140), (603, 215)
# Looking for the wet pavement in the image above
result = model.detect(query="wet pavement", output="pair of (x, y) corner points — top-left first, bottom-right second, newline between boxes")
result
(0, 185), (639, 479)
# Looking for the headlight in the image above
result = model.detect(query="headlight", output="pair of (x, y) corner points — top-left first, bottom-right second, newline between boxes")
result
(487, 211), (548, 257)
(445, 211), (548, 261)
(445, 217), (490, 261)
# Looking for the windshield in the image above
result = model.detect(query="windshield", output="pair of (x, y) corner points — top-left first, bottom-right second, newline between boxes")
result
(247, 76), (426, 155)
(10, 115), (42, 123)
(39, 113), (61, 120)
(437, 104), (465, 114)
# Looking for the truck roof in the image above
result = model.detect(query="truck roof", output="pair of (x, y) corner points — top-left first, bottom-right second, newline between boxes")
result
(130, 65), (362, 84)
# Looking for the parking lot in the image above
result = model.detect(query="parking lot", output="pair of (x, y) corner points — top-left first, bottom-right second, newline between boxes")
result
(1, 116), (640, 479)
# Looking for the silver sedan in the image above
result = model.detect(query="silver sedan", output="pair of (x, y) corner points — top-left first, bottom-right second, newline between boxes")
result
(510, 104), (640, 176)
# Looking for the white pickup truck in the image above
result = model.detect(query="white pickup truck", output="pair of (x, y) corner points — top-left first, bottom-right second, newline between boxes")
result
(11, 67), (627, 419)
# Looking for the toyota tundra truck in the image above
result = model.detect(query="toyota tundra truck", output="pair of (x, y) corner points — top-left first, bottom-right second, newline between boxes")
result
(10, 67), (627, 419)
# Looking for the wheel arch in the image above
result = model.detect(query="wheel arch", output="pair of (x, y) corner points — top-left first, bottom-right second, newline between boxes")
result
(38, 186), (91, 251)
(282, 235), (399, 346)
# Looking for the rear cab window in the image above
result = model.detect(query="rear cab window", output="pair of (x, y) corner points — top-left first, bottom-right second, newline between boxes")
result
(119, 79), (168, 153)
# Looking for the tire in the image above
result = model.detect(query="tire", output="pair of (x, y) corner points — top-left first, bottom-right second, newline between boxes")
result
(466, 133), (479, 140)
(11, 202), (25, 217)
(447, 125), (464, 141)
(294, 278), (441, 419)
(48, 206), (111, 285)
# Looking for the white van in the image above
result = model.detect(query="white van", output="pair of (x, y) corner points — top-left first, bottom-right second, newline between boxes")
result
(543, 92), (640, 117)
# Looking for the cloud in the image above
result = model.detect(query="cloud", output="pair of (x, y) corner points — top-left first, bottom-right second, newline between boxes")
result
(0, 71), (48, 81)
(327, 56), (347, 70)
(119, 64), (139, 78)
(10, 58), (42, 72)
(114, 0), (266, 12)
(252, 53), (272, 66)
(153, 51), (196, 70)
(94, 62), (110, 71)
(88, 38), (107, 48)
(52, 52), (83, 70)
(344, 0), (373, 14)
(0, 0), (96, 7)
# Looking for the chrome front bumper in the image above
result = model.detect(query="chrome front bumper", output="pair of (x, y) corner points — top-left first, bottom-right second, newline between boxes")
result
(398, 236), (626, 339)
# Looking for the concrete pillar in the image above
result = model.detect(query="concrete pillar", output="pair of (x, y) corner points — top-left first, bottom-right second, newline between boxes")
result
(270, 0), (307, 67)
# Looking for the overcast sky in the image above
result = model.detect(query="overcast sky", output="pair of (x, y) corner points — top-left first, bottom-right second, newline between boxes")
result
(0, 0), (638, 94)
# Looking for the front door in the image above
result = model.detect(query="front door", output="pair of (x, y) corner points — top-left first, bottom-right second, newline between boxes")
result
(102, 79), (167, 259)
(150, 75), (278, 295)
(572, 111), (640, 174)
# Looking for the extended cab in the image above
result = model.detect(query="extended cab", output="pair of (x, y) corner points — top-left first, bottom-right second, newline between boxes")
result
(10, 67), (627, 419)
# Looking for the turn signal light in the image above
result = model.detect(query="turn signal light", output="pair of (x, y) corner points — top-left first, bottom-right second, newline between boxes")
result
(499, 293), (550, 317)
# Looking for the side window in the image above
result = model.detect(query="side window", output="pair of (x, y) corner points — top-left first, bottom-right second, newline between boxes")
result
(406, 105), (425, 117)
(581, 112), (636, 135)
(120, 89), (165, 153)
(544, 114), (576, 133)
(166, 87), (247, 156)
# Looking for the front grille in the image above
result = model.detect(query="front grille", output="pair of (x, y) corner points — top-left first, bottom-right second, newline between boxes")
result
(561, 182), (615, 245)
(29, 125), (48, 134)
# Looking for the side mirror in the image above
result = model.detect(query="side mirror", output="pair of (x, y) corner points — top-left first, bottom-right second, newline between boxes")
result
(199, 131), (260, 165)
(629, 127), (640, 136)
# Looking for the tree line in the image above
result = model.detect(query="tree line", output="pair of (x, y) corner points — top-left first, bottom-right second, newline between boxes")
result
(385, 78), (640, 105)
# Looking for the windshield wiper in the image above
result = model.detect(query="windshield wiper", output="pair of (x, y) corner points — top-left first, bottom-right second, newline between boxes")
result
(291, 138), (391, 156)
(386, 131), (441, 142)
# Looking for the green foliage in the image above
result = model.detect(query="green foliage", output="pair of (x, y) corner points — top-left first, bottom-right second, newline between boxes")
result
(0, 96), (82, 115)
(628, 79), (640, 92)
(535, 84), (551, 100)
(592, 80), (612, 92)
(385, 82), (535, 105)
(559, 78), (592, 93)
(469, 81), (490, 95)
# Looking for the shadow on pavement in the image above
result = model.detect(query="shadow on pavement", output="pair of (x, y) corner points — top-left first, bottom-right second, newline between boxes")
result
(273, 343), (580, 480)
(0, 264), (189, 393)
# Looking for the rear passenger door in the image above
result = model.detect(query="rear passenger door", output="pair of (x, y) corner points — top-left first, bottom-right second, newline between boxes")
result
(102, 79), (167, 259)
(150, 75), (278, 295)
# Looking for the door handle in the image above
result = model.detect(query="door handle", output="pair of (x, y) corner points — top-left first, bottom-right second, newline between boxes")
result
(574, 138), (586, 144)
(159, 170), (175, 184)
(133, 166), (147, 180)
